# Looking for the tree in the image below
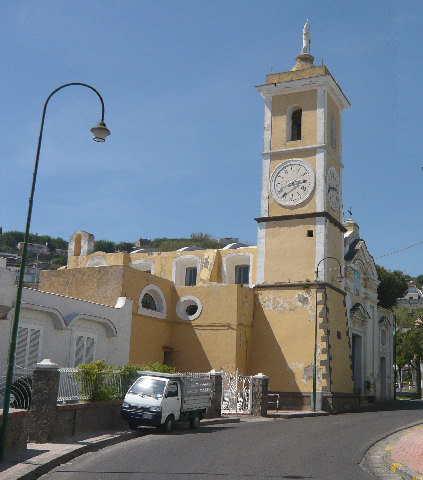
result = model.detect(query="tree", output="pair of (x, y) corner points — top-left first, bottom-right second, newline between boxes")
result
(94, 240), (116, 253)
(115, 242), (134, 252)
(394, 306), (423, 396)
(376, 265), (408, 310)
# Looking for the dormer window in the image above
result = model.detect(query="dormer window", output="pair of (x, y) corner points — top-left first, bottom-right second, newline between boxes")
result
(291, 109), (302, 141)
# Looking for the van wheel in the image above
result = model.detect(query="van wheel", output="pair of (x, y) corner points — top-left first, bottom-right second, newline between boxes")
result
(189, 414), (200, 429)
(162, 415), (174, 432)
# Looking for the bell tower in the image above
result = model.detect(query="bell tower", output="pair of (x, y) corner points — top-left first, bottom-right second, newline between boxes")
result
(250, 22), (355, 410)
(255, 20), (349, 286)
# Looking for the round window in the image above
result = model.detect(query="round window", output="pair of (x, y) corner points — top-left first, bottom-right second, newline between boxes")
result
(176, 296), (202, 321)
(186, 304), (198, 316)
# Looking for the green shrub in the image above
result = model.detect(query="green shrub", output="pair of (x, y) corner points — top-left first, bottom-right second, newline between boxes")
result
(75, 360), (119, 402)
(75, 360), (175, 401)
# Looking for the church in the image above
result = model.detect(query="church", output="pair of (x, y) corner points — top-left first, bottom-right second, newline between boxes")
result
(38, 23), (393, 411)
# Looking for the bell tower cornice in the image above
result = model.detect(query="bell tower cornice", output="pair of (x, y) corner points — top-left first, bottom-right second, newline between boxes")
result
(256, 73), (350, 112)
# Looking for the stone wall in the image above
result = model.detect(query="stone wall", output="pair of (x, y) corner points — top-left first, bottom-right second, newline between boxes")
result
(0, 409), (29, 457)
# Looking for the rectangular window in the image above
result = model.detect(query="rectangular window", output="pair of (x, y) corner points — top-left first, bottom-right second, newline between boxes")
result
(15, 325), (42, 369)
(185, 267), (197, 286)
(235, 265), (249, 285)
(74, 334), (96, 366)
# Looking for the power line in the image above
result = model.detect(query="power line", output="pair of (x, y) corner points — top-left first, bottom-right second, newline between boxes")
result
(375, 241), (423, 259)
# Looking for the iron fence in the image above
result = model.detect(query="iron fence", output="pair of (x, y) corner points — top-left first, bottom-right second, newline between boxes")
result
(0, 365), (33, 410)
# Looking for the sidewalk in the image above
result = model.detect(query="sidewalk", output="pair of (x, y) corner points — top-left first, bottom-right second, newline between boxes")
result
(0, 416), (242, 480)
(362, 422), (423, 479)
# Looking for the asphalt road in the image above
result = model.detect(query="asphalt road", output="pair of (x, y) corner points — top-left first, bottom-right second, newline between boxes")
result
(41, 401), (423, 480)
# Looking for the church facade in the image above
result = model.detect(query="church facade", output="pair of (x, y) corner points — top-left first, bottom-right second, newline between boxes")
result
(38, 26), (393, 411)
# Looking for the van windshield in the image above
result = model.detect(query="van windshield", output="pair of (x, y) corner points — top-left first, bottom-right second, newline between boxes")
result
(129, 377), (166, 398)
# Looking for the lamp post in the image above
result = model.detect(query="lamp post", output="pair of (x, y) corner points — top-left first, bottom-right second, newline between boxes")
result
(313, 256), (343, 411)
(0, 83), (110, 460)
(393, 313), (397, 400)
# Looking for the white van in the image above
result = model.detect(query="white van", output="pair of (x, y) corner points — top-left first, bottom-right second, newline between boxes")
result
(121, 371), (212, 431)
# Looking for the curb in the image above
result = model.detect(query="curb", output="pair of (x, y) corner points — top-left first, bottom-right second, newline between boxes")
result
(7, 431), (139, 480)
(3, 416), (242, 480)
(361, 421), (423, 480)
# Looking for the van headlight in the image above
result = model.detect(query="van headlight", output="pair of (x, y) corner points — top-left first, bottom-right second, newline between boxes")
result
(149, 406), (161, 412)
(122, 402), (130, 408)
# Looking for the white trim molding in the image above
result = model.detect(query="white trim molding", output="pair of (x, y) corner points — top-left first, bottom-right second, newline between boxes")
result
(129, 259), (155, 274)
(261, 154), (270, 217)
(315, 216), (327, 282)
(138, 284), (167, 320)
(85, 256), (107, 268)
(256, 223), (266, 284)
(172, 255), (201, 286)
(317, 87), (327, 145)
(222, 252), (253, 286)
(176, 296), (203, 321)
(263, 95), (272, 153)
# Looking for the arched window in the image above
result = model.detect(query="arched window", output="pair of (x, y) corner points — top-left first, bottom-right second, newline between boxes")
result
(291, 109), (302, 141)
(141, 293), (157, 311)
(138, 284), (167, 319)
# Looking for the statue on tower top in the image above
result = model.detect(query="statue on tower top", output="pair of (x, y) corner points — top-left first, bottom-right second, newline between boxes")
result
(301, 20), (310, 54)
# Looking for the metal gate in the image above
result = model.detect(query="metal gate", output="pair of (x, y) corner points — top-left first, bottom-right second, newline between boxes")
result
(221, 369), (252, 414)
(0, 365), (33, 410)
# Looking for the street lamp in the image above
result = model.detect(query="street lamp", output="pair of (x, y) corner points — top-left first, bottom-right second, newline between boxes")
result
(0, 83), (110, 460)
(313, 256), (343, 411)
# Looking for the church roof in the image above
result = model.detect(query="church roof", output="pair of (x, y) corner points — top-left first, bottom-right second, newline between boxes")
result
(344, 239), (363, 262)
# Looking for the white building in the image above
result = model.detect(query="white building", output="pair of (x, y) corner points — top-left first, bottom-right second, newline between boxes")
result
(344, 220), (393, 399)
(0, 266), (133, 374)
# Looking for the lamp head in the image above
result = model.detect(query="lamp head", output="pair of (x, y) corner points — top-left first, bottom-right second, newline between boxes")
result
(90, 121), (110, 142)
(336, 272), (344, 283)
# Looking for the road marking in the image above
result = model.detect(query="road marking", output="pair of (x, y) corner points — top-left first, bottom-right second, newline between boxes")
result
(391, 463), (402, 472)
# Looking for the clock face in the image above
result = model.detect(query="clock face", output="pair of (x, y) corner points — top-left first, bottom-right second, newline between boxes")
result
(270, 159), (315, 207)
(327, 167), (340, 211)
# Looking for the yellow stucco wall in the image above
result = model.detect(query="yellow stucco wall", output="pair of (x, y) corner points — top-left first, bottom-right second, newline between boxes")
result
(271, 90), (317, 152)
(168, 284), (253, 373)
(249, 286), (316, 391)
(326, 93), (341, 158)
(39, 265), (125, 306)
(263, 219), (316, 284)
(326, 223), (344, 282)
(325, 288), (354, 393)
(66, 246), (257, 286)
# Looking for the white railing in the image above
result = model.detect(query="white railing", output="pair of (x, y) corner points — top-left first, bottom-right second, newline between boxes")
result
(57, 368), (126, 403)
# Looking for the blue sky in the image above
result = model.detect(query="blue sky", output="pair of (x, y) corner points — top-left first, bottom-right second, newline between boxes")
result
(1, 1), (422, 276)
